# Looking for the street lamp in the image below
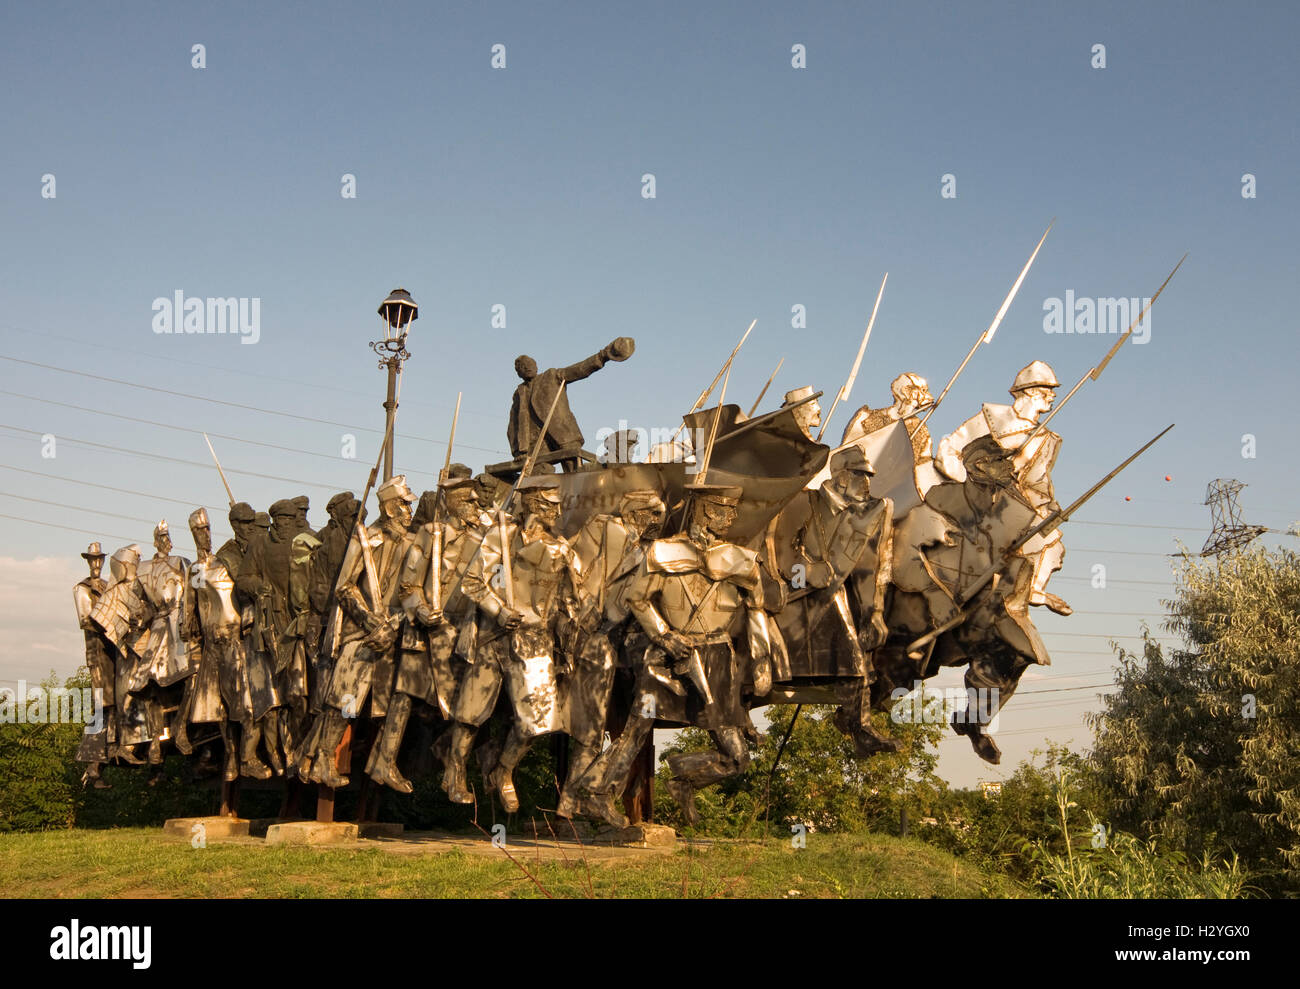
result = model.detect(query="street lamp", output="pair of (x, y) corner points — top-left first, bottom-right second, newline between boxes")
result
(371, 288), (418, 481)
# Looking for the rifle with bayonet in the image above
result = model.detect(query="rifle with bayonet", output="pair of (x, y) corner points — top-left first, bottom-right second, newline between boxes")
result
(905, 423), (1175, 655)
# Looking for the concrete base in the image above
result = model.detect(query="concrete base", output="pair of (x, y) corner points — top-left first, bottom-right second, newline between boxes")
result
(358, 821), (405, 839)
(247, 817), (309, 839)
(264, 821), (359, 846)
(615, 823), (677, 848)
(580, 822), (677, 848)
(163, 816), (249, 840)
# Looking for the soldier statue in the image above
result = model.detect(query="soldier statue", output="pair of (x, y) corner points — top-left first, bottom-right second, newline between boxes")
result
(935, 360), (1070, 616)
(841, 371), (935, 463)
(892, 435), (1044, 763)
(213, 502), (276, 778)
(299, 476), (418, 789)
(781, 386), (822, 441)
(442, 478), (589, 811)
(507, 337), (635, 469)
(238, 499), (319, 774)
(128, 521), (192, 774)
(790, 446), (899, 756)
(176, 508), (251, 787)
(88, 544), (151, 767)
(558, 489), (667, 819)
(73, 542), (113, 787)
(580, 484), (773, 828)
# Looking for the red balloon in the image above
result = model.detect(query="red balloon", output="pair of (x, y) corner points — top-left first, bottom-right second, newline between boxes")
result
(1125, 496), (1132, 501)
(1165, 475), (1172, 482)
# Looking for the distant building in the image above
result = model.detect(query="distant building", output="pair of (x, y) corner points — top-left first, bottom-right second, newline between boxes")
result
(978, 780), (1003, 799)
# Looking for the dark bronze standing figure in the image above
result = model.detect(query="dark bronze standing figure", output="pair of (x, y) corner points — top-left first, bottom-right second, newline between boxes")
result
(507, 338), (635, 469)
(73, 542), (113, 787)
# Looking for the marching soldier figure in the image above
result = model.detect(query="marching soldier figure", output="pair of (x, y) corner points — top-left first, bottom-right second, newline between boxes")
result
(781, 386), (823, 441)
(579, 484), (772, 828)
(935, 360), (1070, 615)
(238, 500), (319, 774)
(791, 447), (899, 756)
(73, 542), (113, 787)
(308, 492), (365, 708)
(300, 476), (418, 789)
(214, 502), (275, 778)
(557, 489), (667, 819)
(377, 474), (488, 793)
(841, 371), (935, 463)
(177, 508), (250, 781)
(89, 544), (151, 767)
(441, 478), (589, 812)
(128, 521), (192, 773)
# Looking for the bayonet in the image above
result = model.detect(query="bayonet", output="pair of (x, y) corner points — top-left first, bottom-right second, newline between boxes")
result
(819, 272), (887, 442)
(904, 423), (1174, 655)
(747, 357), (784, 418)
(913, 220), (1054, 438)
(202, 433), (236, 508)
(1014, 255), (1187, 454)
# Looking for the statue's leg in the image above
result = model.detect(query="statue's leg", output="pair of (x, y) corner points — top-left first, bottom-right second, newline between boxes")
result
(365, 692), (413, 794)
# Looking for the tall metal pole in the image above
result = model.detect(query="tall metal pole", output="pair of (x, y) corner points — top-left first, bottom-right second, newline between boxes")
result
(382, 357), (399, 481)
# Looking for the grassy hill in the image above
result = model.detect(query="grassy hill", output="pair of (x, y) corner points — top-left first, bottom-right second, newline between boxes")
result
(0, 827), (1032, 899)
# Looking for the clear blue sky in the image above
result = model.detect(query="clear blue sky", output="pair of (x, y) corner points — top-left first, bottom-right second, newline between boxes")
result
(2, 0), (1296, 785)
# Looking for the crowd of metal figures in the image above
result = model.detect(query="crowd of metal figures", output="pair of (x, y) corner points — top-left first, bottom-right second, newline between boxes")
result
(72, 328), (1171, 828)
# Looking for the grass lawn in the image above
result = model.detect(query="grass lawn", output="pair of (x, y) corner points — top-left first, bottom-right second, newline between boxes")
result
(0, 827), (1032, 898)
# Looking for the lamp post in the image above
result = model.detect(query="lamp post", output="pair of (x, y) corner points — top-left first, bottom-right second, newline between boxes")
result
(371, 289), (418, 481)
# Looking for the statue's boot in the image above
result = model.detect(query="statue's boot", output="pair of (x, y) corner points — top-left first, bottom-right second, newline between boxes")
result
(665, 734), (751, 826)
(366, 693), (413, 794)
(487, 729), (531, 814)
(83, 763), (111, 790)
(556, 742), (598, 819)
(115, 743), (145, 765)
(240, 725), (273, 780)
(952, 714), (1001, 765)
(665, 778), (700, 828)
(262, 713), (285, 776)
(567, 716), (650, 828)
(440, 725), (476, 804)
(306, 709), (350, 788)
(222, 722), (239, 783)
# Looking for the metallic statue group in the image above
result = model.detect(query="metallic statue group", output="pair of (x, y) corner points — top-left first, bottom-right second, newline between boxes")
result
(72, 317), (1170, 829)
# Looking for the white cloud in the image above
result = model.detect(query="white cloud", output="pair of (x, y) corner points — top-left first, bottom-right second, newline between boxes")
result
(0, 556), (87, 687)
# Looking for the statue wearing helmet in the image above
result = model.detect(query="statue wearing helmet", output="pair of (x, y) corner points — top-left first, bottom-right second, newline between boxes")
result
(841, 371), (935, 464)
(934, 361), (1071, 616)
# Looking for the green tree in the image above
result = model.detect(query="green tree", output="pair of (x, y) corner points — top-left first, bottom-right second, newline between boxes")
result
(1088, 547), (1300, 894)
(653, 704), (943, 836)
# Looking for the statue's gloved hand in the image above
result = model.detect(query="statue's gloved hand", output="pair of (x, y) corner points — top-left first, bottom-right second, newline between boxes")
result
(415, 604), (444, 627)
(497, 606), (524, 630)
(658, 629), (695, 660)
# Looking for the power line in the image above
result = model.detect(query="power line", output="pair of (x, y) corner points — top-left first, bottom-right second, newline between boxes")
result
(0, 490), (160, 526)
(0, 353), (510, 456)
(2, 325), (501, 424)
(0, 423), (355, 492)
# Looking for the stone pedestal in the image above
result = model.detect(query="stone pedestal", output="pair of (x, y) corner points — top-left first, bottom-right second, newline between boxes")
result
(163, 816), (250, 841)
(264, 821), (359, 845)
(613, 823), (677, 848)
